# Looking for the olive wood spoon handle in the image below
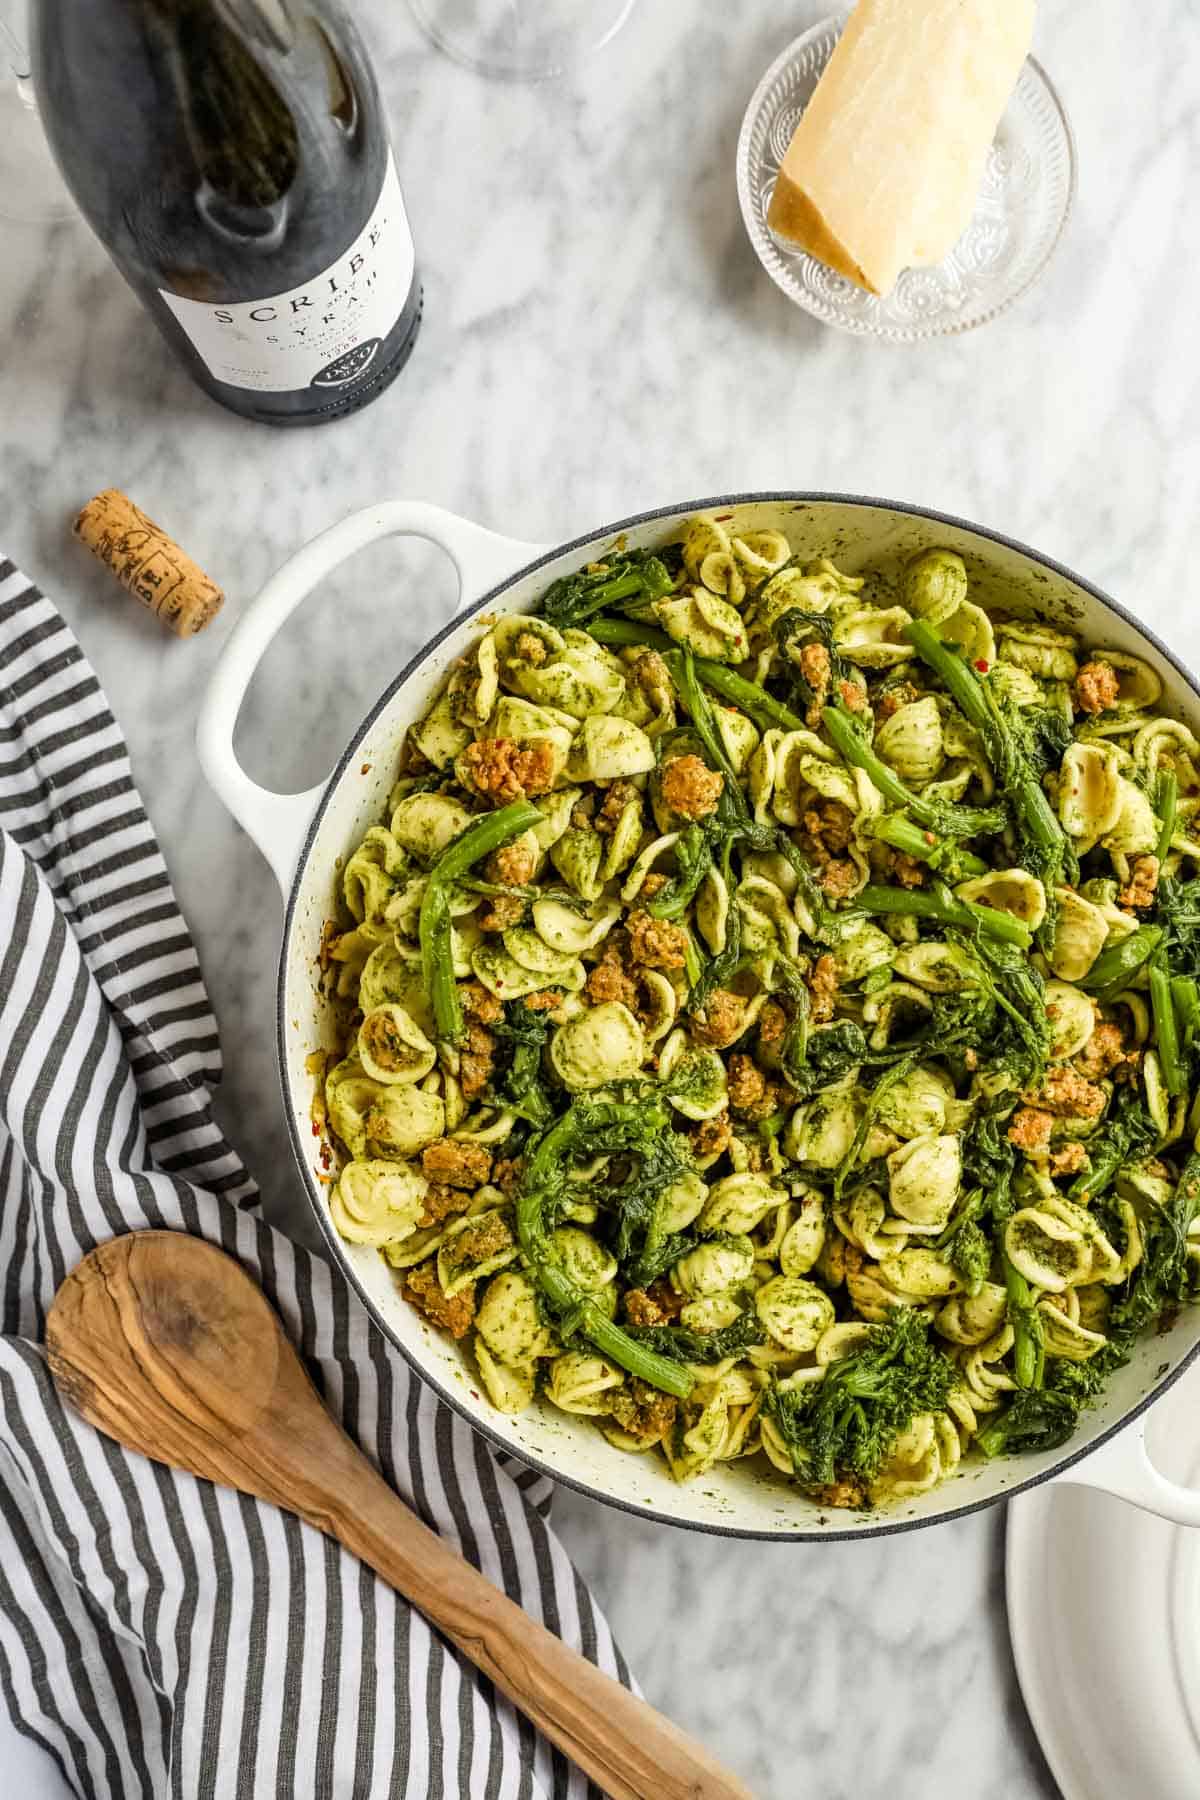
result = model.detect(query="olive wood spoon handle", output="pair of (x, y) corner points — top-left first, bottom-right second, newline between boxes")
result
(45, 1231), (754, 1800)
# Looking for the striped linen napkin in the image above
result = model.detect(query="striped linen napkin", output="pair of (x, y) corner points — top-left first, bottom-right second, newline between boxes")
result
(0, 556), (632, 1799)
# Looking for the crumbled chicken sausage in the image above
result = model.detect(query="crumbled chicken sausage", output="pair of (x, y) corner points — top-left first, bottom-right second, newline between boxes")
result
(1048, 1142), (1089, 1177)
(491, 1156), (523, 1195)
(1119, 855), (1160, 910)
(459, 1023), (496, 1100)
(819, 859), (858, 900)
(691, 1110), (733, 1159)
(891, 852), (926, 889)
(1074, 1021), (1132, 1082)
(417, 1184), (473, 1229)
(660, 754), (724, 821)
(797, 643), (831, 726)
(403, 1262), (476, 1339)
(1074, 660), (1121, 716)
(689, 989), (749, 1050)
(727, 1054), (779, 1120)
(807, 954), (839, 1024)
(757, 1001), (788, 1047)
(809, 1479), (866, 1510)
(421, 1141), (492, 1188)
(514, 632), (548, 666)
(1026, 1066), (1107, 1120)
(623, 1281), (684, 1326)
(487, 839), (537, 885)
(875, 682), (919, 724)
(461, 980), (503, 1026)
(521, 989), (562, 1011)
(607, 1379), (677, 1444)
(595, 779), (641, 834)
(479, 893), (526, 933)
(461, 737), (557, 803)
(586, 939), (639, 1008)
(1008, 1107), (1055, 1155)
(626, 909), (689, 970)
(803, 800), (856, 857)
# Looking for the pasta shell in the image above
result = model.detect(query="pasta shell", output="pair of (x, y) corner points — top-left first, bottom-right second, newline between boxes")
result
(1057, 742), (1123, 840)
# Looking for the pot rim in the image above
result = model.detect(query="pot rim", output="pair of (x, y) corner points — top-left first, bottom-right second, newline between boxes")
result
(276, 488), (1200, 1539)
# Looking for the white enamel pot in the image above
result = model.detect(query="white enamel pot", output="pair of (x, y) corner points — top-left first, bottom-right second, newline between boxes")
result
(199, 492), (1200, 1538)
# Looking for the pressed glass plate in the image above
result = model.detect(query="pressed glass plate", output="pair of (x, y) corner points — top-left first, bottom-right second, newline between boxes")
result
(737, 15), (1077, 340)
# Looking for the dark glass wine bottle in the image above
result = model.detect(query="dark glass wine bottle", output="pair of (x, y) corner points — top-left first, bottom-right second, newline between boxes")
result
(31, 0), (422, 426)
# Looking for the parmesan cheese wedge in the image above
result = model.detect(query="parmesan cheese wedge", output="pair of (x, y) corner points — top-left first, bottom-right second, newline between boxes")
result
(766, 0), (1036, 297)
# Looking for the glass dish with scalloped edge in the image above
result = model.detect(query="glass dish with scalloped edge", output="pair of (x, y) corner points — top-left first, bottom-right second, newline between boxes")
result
(736, 12), (1077, 340)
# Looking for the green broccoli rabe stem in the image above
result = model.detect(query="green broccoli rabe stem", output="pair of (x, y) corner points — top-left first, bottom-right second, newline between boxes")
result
(664, 648), (744, 792)
(856, 883), (1033, 949)
(1151, 961), (1185, 1096)
(1156, 769), (1179, 862)
(515, 1103), (695, 1401)
(586, 616), (672, 652)
(975, 1389), (1077, 1458)
(905, 615), (993, 731)
(905, 618), (1066, 859)
(587, 617), (808, 733)
(1172, 975), (1200, 1053)
(540, 552), (675, 628)
(533, 1260), (695, 1399)
(682, 929), (706, 992)
(1003, 1255), (1045, 1390)
(871, 814), (988, 880)
(1067, 1093), (1158, 1204)
(419, 801), (542, 1043)
(694, 661), (807, 733)
(822, 703), (1006, 840)
(1079, 925), (1162, 996)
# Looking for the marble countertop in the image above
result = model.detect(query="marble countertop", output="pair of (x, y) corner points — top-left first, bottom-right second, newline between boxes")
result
(4, 0), (1198, 1792)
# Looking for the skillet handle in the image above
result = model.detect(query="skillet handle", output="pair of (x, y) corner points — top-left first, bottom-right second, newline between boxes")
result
(196, 502), (548, 893)
(1050, 1415), (1200, 1526)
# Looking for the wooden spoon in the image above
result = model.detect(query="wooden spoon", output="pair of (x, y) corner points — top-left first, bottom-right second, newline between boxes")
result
(45, 1231), (754, 1800)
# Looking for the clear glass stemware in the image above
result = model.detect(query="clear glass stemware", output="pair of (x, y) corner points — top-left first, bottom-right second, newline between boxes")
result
(406, 0), (637, 81)
(0, 2), (74, 225)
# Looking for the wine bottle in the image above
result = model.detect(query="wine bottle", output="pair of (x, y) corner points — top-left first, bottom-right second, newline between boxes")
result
(31, 0), (422, 426)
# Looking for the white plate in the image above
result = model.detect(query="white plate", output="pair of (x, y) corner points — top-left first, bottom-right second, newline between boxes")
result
(1007, 1372), (1200, 1800)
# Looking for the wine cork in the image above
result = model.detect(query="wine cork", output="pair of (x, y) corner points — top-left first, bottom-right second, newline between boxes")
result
(73, 489), (224, 638)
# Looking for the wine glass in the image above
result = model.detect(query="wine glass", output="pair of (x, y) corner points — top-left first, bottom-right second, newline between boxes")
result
(0, 1), (74, 224)
(406, 0), (638, 80)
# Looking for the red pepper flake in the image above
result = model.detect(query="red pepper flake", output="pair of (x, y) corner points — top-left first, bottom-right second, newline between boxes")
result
(360, 762), (372, 775)
(923, 831), (936, 846)
(311, 1121), (321, 1137)
(974, 658), (990, 672)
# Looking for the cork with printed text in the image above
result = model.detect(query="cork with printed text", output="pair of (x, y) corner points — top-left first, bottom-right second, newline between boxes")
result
(73, 489), (224, 638)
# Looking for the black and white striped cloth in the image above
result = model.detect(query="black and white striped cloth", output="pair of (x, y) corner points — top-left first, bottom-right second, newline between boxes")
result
(0, 558), (631, 1799)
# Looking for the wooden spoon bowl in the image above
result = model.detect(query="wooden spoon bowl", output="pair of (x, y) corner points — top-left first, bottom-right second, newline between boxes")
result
(47, 1231), (754, 1800)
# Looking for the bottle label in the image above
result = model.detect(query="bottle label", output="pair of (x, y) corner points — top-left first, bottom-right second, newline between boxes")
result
(159, 152), (414, 395)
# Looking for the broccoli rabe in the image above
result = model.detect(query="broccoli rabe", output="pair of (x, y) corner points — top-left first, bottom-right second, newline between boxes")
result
(764, 1307), (957, 1491)
(491, 1001), (553, 1128)
(539, 548), (676, 628)
(980, 1155), (1200, 1455)
(515, 1095), (697, 1400)
(624, 1311), (765, 1365)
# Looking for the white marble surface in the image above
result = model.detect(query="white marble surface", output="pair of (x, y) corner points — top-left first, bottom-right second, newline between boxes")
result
(3, 0), (1199, 1792)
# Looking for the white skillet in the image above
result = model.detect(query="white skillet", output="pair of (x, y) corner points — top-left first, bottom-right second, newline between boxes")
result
(198, 492), (1200, 1541)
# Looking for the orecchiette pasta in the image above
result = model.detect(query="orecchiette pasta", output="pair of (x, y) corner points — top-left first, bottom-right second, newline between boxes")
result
(316, 520), (1200, 1514)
